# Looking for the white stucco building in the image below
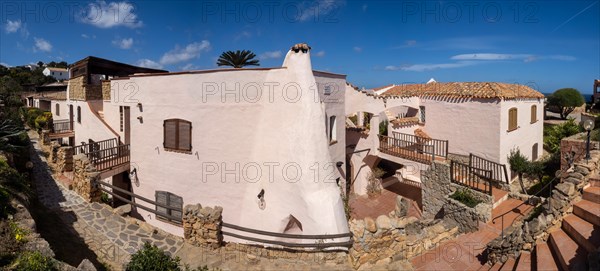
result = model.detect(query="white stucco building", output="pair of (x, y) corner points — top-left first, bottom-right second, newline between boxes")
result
(43, 67), (69, 81)
(60, 44), (350, 246)
(345, 81), (544, 196)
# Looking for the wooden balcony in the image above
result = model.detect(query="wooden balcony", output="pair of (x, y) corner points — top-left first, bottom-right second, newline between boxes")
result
(49, 119), (74, 139)
(74, 138), (130, 178)
(378, 132), (448, 164)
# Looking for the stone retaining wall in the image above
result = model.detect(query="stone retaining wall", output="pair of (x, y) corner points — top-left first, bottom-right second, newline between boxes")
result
(422, 161), (493, 233)
(72, 154), (101, 202)
(560, 132), (600, 170)
(486, 150), (600, 265)
(348, 216), (458, 269)
(56, 146), (73, 172)
(183, 204), (223, 249)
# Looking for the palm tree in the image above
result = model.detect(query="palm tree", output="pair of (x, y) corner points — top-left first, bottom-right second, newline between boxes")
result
(216, 50), (260, 68)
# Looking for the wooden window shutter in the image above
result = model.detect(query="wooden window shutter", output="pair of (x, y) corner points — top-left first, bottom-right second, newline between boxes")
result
(155, 191), (168, 219)
(169, 194), (183, 221)
(178, 121), (192, 151)
(531, 105), (537, 123)
(509, 108), (517, 131)
(164, 119), (192, 152)
(164, 120), (178, 149)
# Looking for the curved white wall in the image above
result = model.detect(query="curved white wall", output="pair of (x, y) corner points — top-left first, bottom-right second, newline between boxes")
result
(108, 50), (349, 240)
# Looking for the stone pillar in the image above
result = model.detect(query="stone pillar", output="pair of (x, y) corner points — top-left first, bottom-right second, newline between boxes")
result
(182, 204), (223, 249)
(370, 114), (380, 155)
(73, 154), (101, 202)
(56, 146), (74, 172)
(41, 129), (50, 145)
(357, 111), (364, 128)
(48, 141), (60, 164)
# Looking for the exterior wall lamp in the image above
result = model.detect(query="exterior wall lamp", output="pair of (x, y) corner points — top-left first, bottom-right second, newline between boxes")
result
(257, 189), (265, 210)
(583, 119), (595, 161)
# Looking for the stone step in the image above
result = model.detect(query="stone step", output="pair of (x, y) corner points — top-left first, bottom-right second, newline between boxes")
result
(492, 187), (509, 209)
(499, 256), (516, 271)
(489, 261), (503, 271)
(573, 199), (600, 227)
(515, 251), (532, 271)
(549, 229), (588, 271)
(563, 214), (600, 253)
(589, 174), (600, 187)
(583, 186), (600, 204)
(535, 242), (559, 271)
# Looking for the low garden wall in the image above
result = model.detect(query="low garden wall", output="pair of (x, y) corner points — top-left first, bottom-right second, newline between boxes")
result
(422, 161), (493, 233)
(72, 154), (101, 203)
(347, 215), (458, 268)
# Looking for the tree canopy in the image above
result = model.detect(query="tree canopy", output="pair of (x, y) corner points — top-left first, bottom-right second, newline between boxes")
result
(216, 50), (260, 68)
(547, 88), (585, 119)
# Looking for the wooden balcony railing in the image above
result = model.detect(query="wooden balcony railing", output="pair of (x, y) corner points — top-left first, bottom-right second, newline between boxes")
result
(392, 131), (448, 159)
(469, 153), (509, 185)
(378, 135), (436, 164)
(51, 119), (72, 134)
(87, 144), (130, 171)
(450, 160), (493, 195)
(73, 138), (118, 155)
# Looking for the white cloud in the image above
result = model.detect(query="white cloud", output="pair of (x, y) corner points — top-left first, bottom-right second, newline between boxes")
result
(297, 0), (345, 22)
(353, 46), (362, 52)
(259, 50), (283, 60)
(81, 34), (97, 39)
(0, 62), (11, 67)
(113, 37), (133, 49)
(33, 38), (52, 52)
(5, 20), (21, 33)
(451, 53), (532, 61)
(180, 63), (198, 71)
(452, 53), (576, 62)
(546, 55), (576, 61)
(234, 31), (252, 41)
(159, 41), (211, 65)
(385, 61), (477, 72)
(80, 1), (143, 28)
(314, 50), (326, 57)
(136, 59), (163, 69)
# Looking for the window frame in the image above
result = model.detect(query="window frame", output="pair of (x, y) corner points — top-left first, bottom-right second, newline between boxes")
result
(163, 118), (193, 153)
(329, 115), (337, 145)
(155, 191), (183, 225)
(508, 107), (518, 132)
(419, 106), (426, 123)
(55, 103), (60, 116)
(530, 105), (537, 124)
(77, 106), (81, 123)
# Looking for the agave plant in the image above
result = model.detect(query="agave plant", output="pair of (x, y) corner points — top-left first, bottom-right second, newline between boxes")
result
(216, 50), (260, 68)
(0, 119), (25, 153)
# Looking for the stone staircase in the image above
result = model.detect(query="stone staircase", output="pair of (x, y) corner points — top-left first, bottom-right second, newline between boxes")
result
(489, 184), (600, 270)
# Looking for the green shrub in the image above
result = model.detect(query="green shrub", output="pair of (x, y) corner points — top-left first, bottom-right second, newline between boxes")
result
(13, 251), (58, 271)
(449, 189), (482, 208)
(379, 120), (388, 136)
(543, 119), (581, 153)
(25, 108), (43, 128)
(126, 243), (181, 271)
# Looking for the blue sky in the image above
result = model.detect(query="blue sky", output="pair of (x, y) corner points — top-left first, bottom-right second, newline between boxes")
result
(1, 0), (598, 93)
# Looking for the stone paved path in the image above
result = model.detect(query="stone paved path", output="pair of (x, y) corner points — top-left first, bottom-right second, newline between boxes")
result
(29, 131), (363, 270)
(29, 131), (184, 269)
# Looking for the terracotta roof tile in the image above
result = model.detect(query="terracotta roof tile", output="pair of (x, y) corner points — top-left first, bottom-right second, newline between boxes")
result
(380, 82), (544, 99)
(391, 117), (419, 126)
(414, 128), (431, 139)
